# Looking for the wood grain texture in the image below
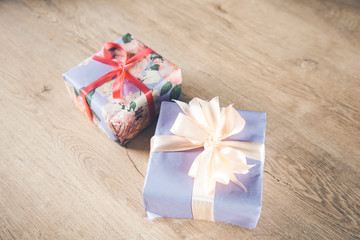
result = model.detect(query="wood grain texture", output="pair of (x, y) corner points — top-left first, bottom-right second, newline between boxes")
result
(0, 0), (359, 239)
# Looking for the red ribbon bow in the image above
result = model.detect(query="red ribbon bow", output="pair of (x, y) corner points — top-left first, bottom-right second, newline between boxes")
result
(80, 42), (155, 121)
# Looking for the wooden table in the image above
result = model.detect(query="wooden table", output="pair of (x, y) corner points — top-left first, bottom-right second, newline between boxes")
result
(1, 0), (359, 239)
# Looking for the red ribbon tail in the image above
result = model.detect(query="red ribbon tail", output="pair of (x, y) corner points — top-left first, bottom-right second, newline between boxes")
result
(80, 70), (118, 121)
(112, 69), (126, 101)
(81, 88), (94, 121)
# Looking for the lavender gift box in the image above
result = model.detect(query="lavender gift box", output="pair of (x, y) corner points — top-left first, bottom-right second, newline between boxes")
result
(63, 33), (182, 145)
(143, 101), (266, 228)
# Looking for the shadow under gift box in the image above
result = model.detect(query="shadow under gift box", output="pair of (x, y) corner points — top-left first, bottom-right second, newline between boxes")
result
(143, 101), (266, 228)
(62, 33), (182, 145)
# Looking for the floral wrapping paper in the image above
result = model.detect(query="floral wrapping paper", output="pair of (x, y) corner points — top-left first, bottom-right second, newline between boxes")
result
(63, 33), (182, 145)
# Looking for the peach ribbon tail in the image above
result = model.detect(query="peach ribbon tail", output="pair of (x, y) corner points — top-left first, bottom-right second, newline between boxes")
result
(150, 97), (264, 221)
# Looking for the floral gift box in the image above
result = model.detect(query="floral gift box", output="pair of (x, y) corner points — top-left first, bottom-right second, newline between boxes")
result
(63, 33), (182, 145)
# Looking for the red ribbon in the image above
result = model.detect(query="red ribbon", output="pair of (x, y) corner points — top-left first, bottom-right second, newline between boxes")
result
(80, 42), (155, 122)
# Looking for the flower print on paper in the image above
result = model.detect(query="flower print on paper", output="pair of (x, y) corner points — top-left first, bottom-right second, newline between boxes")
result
(128, 55), (150, 79)
(124, 89), (161, 116)
(65, 81), (100, 125)
(152, 89), (161, 113)
(153, 57), (162, 65)
(143, 70), (161, 84)
(120, 33), (146, 57)
(124, 91), (144, 107)
(102, 90), (144, 144)
(96, 79), (114, 97)
(64, 81), (86, 114)
(102, 100), (149, 145)
(106, 90), (147, 109)
(114, 48), (127, 63)
(101, 88), (161, 145)
(122, 39), (145, 55)
(115, 35), (145, 61)
(102, 103), (136, 144)
(65, 81), (77, 101)
(73, 94), (86, 114)
(158, 61), (182, 85)
(152, 89), (160, 100)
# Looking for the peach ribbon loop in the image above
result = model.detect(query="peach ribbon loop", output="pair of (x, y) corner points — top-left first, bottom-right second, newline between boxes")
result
(150, 97), (265, 221)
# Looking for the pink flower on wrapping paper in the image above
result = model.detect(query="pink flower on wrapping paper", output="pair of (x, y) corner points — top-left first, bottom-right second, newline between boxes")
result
(114, 40), (145, 61)
(114, 48), (127, 63)
(128, 55), (150, 79)
(153, 58), (162, 64)
(104, 109), (138, 143)
(122, 40), (145, 55)
(126, 114), (150, 140)
(158, 61), (182, 85)
(74, 95), (87, 115)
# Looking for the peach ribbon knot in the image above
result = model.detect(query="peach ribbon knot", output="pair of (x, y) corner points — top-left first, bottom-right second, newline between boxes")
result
(151, 97), (264, 221)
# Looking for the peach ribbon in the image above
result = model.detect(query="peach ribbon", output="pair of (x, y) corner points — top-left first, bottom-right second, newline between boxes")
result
(150, 97), (265, 221)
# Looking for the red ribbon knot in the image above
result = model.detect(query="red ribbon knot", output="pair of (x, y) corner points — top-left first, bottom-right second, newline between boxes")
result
(80, 42), (155, 122)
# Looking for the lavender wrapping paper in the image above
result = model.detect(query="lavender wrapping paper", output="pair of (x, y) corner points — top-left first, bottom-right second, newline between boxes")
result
(62, 34), (182, 145)
(143, 101), (266, 228)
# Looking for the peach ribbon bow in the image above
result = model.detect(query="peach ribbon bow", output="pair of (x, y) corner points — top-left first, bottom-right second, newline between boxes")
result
(150, 97), (264, 221)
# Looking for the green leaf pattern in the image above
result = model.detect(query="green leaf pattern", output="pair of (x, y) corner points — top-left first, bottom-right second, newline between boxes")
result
(150, 64), (160, 71)
(122, 33), (133, 43)
(85, 89), (95, 106)
(170, 84), (182, 100)
(73, 87), (80, 96)
(160, 82), (172, 96)
(128, 101), (136, 111)
(150, 55), (163, 62)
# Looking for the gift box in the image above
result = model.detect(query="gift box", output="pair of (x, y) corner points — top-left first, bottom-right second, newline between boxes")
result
(143, 97), (266, 228)
(63, 33), (182, 145)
